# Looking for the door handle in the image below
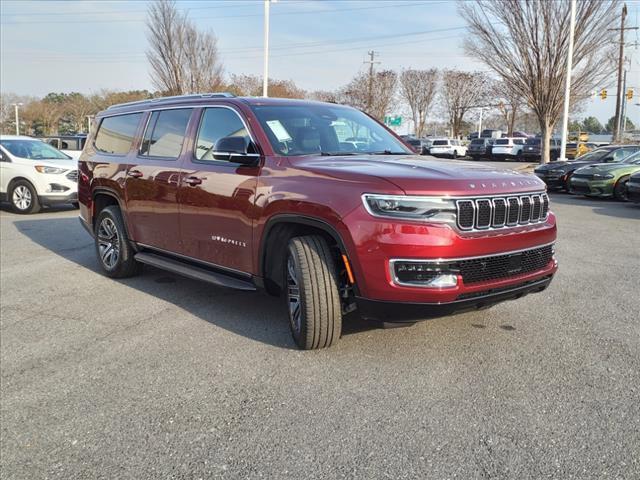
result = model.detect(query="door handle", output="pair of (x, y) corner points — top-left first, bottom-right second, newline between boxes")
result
(184, 176), (203, 186)
(127, 169), (143, 178)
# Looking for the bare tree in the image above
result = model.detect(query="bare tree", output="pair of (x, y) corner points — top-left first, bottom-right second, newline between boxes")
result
(496, 81), (522, 136)
(460, 0), (618, 163)
(342, 70), (397, 121)
(146, 0), (223, 95)
(227, 74), (305, 98)
(399, 69), (438, 138)
(440, 70), (490, 137)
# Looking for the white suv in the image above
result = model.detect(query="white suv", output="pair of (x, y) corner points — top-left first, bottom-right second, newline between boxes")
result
(429, 138), (467, 158)
(0, 136), (79, 214)
(492, 137), (526, 160)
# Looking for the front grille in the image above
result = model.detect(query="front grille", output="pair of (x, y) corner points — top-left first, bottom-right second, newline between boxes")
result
(571, 184), (591, 194)
(458, 244), (554, 284)
(66, 170), (78, 182)
(456, 193), (549, 231)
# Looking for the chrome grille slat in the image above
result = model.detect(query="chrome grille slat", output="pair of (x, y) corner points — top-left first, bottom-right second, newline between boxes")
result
(455, 192), (549, 232)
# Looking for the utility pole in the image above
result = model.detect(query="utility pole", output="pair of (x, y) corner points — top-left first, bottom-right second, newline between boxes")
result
(364, 50), (379, 112)
(620, 69), (627, 136)
(609, 4), (638, 141)
(477, 108), (483, 137)
(559, 0), (576, 162)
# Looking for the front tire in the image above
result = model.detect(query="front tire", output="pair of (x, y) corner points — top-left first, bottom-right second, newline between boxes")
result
(285, 235), (342, 350)
(94, 205), (141, 278)
(9, 180), (40, 214)
(614, 176), (629, 201)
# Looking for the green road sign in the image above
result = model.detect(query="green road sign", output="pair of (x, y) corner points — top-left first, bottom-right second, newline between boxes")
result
(384, 116), (402, 126)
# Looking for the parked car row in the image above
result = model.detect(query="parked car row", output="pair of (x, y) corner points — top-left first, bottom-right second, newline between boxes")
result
(534, 145), (640, 202)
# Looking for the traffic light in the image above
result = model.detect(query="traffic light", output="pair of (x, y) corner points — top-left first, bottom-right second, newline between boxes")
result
(627, 89), (634, 100)
(600, 89), (607, 100)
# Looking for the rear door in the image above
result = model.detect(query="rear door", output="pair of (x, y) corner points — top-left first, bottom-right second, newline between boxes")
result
(123, 108), (194, 253)
(178, 106), (260, 274)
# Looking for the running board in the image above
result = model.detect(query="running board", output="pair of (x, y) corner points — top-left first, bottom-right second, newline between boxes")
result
(134, 252), (256, 291)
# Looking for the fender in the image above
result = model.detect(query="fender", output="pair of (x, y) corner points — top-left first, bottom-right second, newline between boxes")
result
(91, 187), (136, 245)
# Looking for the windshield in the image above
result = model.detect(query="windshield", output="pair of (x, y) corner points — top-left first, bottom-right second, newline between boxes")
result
(576, 148), (611, 162)
(0, 139), (71, 160)
(250, 104), (410, 156)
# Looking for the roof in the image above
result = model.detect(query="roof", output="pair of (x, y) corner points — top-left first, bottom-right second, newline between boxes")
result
(99, 93), (346, 117)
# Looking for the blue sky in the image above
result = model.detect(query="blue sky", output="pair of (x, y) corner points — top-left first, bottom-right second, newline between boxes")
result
(1, 0), (639, 127)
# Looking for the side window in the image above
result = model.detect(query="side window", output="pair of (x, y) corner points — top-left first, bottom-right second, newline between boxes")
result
(195, 108), (250, 161)
(47, 139), (60, 149)
(95, 113), (144, 155)
(60, 140), (69, 150)
(140, 109), (192, 159)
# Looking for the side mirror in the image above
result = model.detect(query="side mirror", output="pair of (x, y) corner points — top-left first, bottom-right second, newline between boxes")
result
(213, 136), (259, 165)
(0, 151), (7, 162)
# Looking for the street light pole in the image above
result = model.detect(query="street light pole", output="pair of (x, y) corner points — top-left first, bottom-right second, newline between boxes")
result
(262, 0), (274, 97)
(559, 0), (576, 162)
(477, 108), (483, 137)
(12, 103), (23, 136)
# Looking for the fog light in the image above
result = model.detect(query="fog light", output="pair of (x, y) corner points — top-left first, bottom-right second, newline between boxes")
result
(46, 183), (69, 193)
(392, 261), (458, 288)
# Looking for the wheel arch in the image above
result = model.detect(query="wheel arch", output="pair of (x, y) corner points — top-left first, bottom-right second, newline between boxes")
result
(258, 214), (352, 296)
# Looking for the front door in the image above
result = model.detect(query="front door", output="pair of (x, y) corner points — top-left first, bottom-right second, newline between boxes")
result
(178, 106), (260, 274)
(124, 108), (194, 253)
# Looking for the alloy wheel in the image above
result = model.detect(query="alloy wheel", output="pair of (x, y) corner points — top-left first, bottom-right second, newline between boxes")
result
(12, 186), (32, 210)
(286, 255), (301, 333)
(97, 217), (120, 269)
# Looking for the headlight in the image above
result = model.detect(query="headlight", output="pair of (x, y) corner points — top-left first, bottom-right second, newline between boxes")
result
(592, 173), (614, 179)
(35, 165), (67, 174)
(363, 194), (456, 223)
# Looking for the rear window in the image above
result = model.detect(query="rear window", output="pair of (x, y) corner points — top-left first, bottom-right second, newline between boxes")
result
(567, 143), (577, 148)
(495, 139), (509, 145)
(95, 113), (144, 155)
(406, 139), (421, 146)
(432, 140), (448, 146)
(525, 138), (540, 145)
(471, 139), (485, 145)
(140, 109), (193, 158)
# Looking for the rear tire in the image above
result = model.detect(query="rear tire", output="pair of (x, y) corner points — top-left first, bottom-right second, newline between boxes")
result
(94, 205), (141, 278)
(285, 235), (342, 350)
(614, 176), (629, 201)
(9, 180), (40, 214)
(452, 151), (458, 159)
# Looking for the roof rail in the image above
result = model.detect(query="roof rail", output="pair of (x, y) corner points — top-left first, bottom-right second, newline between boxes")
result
(106, 92), (236, 110)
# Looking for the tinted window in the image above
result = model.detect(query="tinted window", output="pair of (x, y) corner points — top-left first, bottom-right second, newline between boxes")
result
(195, 107), (251, 160)
(495, 139), (509, 145)
(407, 139), (421, 146)
(140, 109), (192, 158)
(526, 138), (540, 145)
(432, 140), (448, 146)
(471, 139), (485, 145)
(95, 113), (143, 155)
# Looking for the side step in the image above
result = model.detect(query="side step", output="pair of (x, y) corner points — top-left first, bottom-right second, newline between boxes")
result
(134, 252), (256, 291)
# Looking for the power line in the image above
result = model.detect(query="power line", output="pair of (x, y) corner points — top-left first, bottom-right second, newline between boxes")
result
(0, 1), (440, 25)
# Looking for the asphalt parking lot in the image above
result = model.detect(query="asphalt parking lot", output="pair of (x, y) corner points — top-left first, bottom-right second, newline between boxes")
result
(1, 161), (639, 479)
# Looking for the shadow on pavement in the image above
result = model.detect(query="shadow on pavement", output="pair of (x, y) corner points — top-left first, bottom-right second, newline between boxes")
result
(13, 216), (380, 349)
(548, 192), (640, 220)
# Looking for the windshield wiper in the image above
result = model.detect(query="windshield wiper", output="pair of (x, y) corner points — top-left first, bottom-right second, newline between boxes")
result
(367, 150), (408, 155)
(319, 152), (359, 156)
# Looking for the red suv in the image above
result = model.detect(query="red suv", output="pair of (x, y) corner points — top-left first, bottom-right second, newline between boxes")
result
(78, 94), (557, 349)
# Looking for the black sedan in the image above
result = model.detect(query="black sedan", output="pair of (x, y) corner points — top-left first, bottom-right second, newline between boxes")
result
(533, 145), (640, 191)
(627, 171), (640, 204)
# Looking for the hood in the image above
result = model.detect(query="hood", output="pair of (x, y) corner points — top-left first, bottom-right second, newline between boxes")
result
(294, 155), (545, 196)
(536, 160), (594, 172)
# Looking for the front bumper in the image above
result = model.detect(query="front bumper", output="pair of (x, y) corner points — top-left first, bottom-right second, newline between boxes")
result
(39, 191), (78, 205)
(342, 205), (558, 305)
(535, 172), (568, 189)
(627, 181), (640, 203)
(569, 178), (614, 197)
(356, 274), (554, 322)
